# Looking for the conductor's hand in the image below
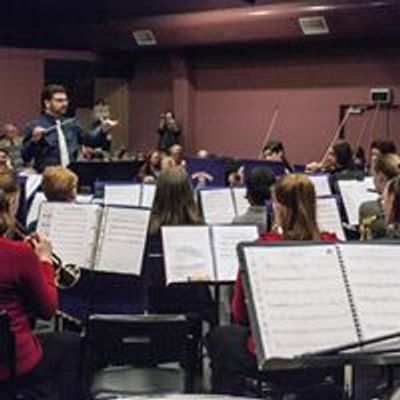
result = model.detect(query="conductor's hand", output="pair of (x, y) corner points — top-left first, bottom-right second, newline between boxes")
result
(101, 118), (119, 133)
(32, 127), (46, 143)
(26, 233), (53, 263)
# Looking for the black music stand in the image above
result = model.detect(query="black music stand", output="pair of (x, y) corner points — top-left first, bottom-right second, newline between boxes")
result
(69, 161), (145, 191)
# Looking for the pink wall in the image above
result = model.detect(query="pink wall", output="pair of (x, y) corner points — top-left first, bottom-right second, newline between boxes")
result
(129, 45), (400, 164)
(0, 48), (96, 130)
(129, 54), (173, 151)
(192, 47), (400, 163)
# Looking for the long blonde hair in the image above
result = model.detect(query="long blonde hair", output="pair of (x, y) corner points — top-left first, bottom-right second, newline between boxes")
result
(149, 167), (201, 234)
(273, 174), (320, 240)
(0, 168), (18, 235)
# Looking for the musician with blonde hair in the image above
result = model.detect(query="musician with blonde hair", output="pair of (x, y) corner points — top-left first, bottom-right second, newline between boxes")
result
(359, 153), (400, 240)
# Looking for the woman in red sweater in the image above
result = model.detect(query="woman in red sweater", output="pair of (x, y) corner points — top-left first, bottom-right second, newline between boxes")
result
(208, 174), (342, 398)
(0, 169), (80, 400)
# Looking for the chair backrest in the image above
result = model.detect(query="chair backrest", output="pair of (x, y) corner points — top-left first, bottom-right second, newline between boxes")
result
(0, 310), (16, 380)
(84, 314), (194, 369)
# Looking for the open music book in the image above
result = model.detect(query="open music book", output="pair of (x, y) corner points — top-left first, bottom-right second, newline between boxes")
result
(104, 183), (156, 209)
(198, 187), (249, 225)
(238, 242), (400, 367)
(162, 225), (259, 283)
(309, 175), (332, 197)
(37, 202), (151, 275)
(316, 197), (346, 241)
(338, 179), (379, 226)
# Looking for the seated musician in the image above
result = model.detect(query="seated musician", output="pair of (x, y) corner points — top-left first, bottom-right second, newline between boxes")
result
(232, 166), (276, 234)
(382, 175), (400, 239)
(42, 166), (78, 202)
(143, 167), (213, 320)
(28, 166), (78, 232)
(168, 144), (186, 168)
(359, 154), (400, 239)
(138, 150), (162, 184)
(369, 139), (397, 173)
(263, 140), (293, 172)
(207, 174), (342, 398)
(307, 141), (363, 177)
(0, 169), (82, 400)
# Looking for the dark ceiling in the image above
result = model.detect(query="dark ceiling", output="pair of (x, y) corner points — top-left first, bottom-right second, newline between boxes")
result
(2, 0), (400, 52)
(1, 0), (259, 49)
(1, 0), (276, 25)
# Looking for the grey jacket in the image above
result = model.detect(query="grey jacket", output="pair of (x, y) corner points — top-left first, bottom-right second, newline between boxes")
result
(232, 206), (268, 234)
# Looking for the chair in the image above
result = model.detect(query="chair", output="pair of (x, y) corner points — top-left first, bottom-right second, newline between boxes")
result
(0, 309), (17, 399)
(82, 313), (203, 399)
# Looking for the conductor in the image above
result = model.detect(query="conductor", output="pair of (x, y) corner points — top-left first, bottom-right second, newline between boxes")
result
(21, 84), (118, 172)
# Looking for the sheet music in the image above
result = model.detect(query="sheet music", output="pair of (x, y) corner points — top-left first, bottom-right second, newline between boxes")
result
(364, 176), (375, 191)
(95, 207), (150, 275)
(37, 203), (102, 268)
(141, 184), (156, 208)
(24, 174), (42, 200)
(309, 175), (332, 197)
(212, 225), (258, 282)
(243, 245), (358, 360)
(317, 197), (346, 241)
(340, 244), (400, 340)
(76, 194), (93, 204)
(232, 187), (249, 216)
(162, 226), (214, 283)
(338, 180), (379, 226)
(26, 192), (46, 227)
(200, 189), (236, 224)
(104, 184), (141, 207)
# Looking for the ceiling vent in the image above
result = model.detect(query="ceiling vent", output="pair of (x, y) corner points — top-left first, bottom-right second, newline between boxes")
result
(133, 30), (157, 46)
(299, 16), (330, 35)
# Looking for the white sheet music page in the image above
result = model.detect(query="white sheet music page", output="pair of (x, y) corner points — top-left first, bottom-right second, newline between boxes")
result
(364, 176), (375, 191)
(200, 189), (236, 225)
(243, 244), (358, 360)
(212, 225), (258, 282)
(76, 194), (93, 204)
(310, 175), (332, 197)
(338, 180), (379, 226)
(232, 187), (249, 216)
(37, 203), (102, 268)
(162, 226), (214, 283)
(141, 184), (156, 208)
(104, 184), (141, 207)
(95, 207), (150, 275)
(339, 244), (400, 340)
(317, 197), (346, 241)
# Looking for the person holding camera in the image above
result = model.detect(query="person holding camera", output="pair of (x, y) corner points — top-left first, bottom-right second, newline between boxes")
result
(158, 111), (181, 152)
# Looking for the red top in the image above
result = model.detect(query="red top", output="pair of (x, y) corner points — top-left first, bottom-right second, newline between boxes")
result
(0, 236), (58, 381)
(231, 231), (338, 354)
